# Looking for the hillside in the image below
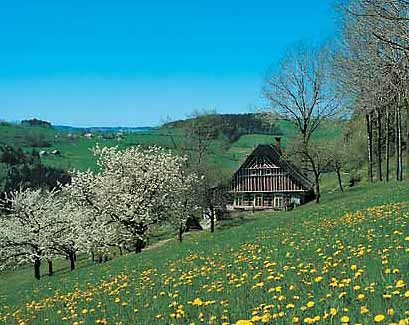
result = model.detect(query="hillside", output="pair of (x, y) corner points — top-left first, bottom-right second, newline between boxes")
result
(0, 116), (345, 174)
(0, 180), (408, 324)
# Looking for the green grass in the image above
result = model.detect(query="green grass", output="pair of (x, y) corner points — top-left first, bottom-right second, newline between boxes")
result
(0, 124), (59, 148)
(39, 129), (185, 172)
(0, 119), (345, 174)
(1, 179), (408, 324)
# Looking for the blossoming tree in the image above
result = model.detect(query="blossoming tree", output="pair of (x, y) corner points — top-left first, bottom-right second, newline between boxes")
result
(66, 145), (199, 253)
(0, 188), (65, 279)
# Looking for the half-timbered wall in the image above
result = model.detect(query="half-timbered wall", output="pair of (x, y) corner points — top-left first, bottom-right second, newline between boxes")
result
(231, 155), (304, 193)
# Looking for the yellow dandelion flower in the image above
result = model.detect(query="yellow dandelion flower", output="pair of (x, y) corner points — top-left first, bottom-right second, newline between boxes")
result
(191, 298), (203, 306)
(341, 316), (350, 323)
(306, 301), (315, 308)
(314, 276), (323, 283)
(235, 320), (253, 325)
(374, 314), (385, 322)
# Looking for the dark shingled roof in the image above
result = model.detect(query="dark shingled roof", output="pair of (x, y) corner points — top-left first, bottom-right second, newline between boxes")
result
(233, 144), (314, 190)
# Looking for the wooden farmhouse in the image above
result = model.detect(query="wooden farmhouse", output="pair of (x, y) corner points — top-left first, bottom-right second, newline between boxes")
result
(228, 137), (314, 211)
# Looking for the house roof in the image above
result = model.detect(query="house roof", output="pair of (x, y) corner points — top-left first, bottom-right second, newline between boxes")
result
(233, 144), (314, 190)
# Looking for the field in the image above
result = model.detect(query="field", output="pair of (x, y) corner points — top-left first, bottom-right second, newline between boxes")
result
(0, 119), (345, 174)
(0, 179), (408, 324)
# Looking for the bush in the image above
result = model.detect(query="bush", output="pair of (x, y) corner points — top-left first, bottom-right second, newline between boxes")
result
(0, 145), (71, 193)
(21, 118), (52, 128)
(23, 133), (52, 147)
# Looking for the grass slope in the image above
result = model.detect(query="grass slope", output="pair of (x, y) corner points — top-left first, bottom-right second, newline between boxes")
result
(1, 180), (408, 324)
(0, 118), (344, 174)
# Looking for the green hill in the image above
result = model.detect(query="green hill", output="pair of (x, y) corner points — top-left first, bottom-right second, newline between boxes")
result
(0, 116), (345, 174)
(0, 180), (408, 324)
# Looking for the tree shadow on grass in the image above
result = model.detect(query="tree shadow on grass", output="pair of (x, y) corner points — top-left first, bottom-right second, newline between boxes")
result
(217, 214), (262, 231)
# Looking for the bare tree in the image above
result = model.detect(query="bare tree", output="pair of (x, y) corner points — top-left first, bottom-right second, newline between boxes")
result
(164, 109), (230, 233)
(336, 0), (409, 182)
(264, 43), (341, 202)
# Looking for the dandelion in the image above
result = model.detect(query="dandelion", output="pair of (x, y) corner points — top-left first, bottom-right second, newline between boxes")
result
(374, 314), (385, 322)
(341, 316), (350, 323)
(235, 321), (253, 325)
(306, 301), (315, 308)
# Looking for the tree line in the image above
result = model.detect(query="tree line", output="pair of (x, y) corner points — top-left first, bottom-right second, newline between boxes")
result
(164, 112), (282, 143)
(0, 145), (204, 280)
(0, 145), (70, 195)
(262, 0), (409, 201)
(335, 0), (409, 183)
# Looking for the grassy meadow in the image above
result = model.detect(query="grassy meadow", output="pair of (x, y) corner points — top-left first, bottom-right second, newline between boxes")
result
(0, 179), (408, 324)
(0, 118), (345, 174)
(2, 118), (408, 324)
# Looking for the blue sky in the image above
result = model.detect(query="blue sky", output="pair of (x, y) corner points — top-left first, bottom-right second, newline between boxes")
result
(0, 1), (336, 127)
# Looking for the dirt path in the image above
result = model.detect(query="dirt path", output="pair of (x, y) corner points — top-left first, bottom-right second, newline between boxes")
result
(143, 238), (173, 251)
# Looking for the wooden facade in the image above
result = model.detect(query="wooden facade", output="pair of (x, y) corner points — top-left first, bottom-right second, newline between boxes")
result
(228, 139), (314, 211)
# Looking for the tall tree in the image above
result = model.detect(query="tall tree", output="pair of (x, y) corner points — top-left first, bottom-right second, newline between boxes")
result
(264, 43), (341, 202)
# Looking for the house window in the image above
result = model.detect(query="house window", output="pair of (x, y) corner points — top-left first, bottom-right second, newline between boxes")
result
(235, 195), (243, 206)
(274, 196), (283, 208)
(256, 195), (263, 206)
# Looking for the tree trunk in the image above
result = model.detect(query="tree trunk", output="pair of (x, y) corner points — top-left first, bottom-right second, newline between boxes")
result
(398, 104), (403, 181)
(134, 239), (143, 253)
(119, 246), (123, 256)
(386, 107), (390, 182)
(91, 251), (95, 262)
(396, 105), (403, 181)
(315, 174), (320, 204)
(178, 226), (183, 242)
(69, 253), (75, 271)
(34, 258), (41, 280)
(375, 108), (382, 181)
(210, 207), (215, 233)
(407, 104), (409, 176)
(366, 112), (374, 183)
(48, 260), (53, 276)
(336, 166), (344, 192)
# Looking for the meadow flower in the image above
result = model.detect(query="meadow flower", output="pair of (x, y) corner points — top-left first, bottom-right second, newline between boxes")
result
(235, 320), (253, 325)
(374, 314), (385, 322)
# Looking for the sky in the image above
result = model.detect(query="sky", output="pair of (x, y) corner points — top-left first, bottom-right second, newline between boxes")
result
(0, 1), (336, 127)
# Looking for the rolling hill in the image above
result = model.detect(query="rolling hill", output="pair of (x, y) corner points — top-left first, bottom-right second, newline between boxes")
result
(0, 179), (408, 324)
(0, 115), (345, 174)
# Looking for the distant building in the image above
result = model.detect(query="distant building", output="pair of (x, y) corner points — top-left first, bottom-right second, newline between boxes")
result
(84, 133), (93, 139)
(228, 137), (314, 211)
